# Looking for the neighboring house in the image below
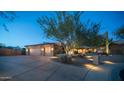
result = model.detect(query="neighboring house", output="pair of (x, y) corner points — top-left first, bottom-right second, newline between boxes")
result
(25, 42), (64, 56)
(110, 40), (124, 55)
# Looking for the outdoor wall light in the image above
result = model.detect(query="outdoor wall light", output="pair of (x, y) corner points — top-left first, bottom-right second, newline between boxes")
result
(51, 48), (54, 51)
(26, 48), (28, 52)
(41, 48), (44, 51)
(29, 48), (32, 52)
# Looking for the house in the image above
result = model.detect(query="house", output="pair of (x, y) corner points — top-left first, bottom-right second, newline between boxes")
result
(72, 46), (90, 54)
(70, 46), (97, 55)
(110, 40), (124, 55)
(25, 42), (64, 56)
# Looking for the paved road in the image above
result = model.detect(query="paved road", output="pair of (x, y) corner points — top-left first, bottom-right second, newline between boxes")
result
(0, 56), (88, 81)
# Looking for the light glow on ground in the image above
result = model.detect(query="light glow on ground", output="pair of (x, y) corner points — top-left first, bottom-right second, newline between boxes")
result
(85, 56), (93, 59)
(49, 56), (59, 59)
(104, 61), (115, 64)
(84, 64), (103, 71)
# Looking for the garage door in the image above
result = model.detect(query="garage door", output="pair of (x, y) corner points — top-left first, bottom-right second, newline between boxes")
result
(30, 48), (41, 55)
(45, 46), (51, 56)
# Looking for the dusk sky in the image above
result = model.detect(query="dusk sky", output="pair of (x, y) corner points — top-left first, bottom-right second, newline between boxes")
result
(0, 11), (124, 48)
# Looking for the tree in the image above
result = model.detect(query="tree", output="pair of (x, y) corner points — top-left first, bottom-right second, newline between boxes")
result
(114, 26), (124, 39)
(83, 21), (102, 47)
(77, 20), (106, 48)
(0, 11), (16, 31)
(37, 11), (105, 55)
(37, 11), (84, 55)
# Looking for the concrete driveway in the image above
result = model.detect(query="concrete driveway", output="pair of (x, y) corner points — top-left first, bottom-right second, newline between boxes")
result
(0, 56), (88, 81)
(0, 55), (124, 81)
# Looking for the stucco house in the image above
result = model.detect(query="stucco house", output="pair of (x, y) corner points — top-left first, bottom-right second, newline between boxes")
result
(110, 40), (124, 55)
(25, 42), (98, 56)
(25, 42), (64, 56)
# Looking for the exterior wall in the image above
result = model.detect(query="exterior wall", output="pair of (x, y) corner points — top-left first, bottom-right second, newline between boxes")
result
(54, 44), (65, 55)
(26, 43), (65, 56)
(0, 48), (22, 56)
(41, 44), (54, 56)
(110, 44), (124, 55)
(26, 44), (55, 56)
(100, 55), (124, 62)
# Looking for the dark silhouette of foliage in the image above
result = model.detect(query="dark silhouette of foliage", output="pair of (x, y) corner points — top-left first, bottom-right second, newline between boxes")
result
(0, 43), (6, 48)
(21, 48), (26, 55)
(114, 25), (124, 39)
(0, 11), (16, 31)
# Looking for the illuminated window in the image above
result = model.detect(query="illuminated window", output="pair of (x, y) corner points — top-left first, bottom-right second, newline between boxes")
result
(78, 49), (83, 53)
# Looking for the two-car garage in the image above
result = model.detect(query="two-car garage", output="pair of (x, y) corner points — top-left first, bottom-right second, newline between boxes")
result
(25, 43), (54, 56)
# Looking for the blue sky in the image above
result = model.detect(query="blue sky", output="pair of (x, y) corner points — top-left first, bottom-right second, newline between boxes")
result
(0, 11), (124, 48)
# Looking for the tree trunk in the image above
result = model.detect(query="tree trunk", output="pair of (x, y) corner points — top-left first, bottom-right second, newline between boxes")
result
(59, 50), (72, 63)
(105, 32), (109, 55)
(60, 54), (72, 63)
(59, 44), (72, 63)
